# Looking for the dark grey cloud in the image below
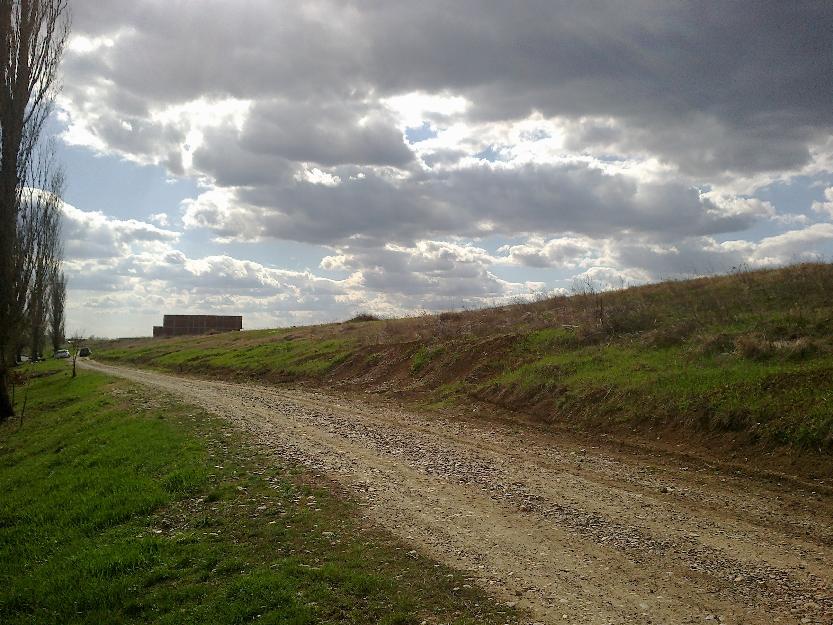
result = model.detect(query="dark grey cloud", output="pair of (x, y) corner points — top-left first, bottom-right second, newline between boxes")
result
(193, 126), (295, 188)
(183, 162), (767, 246)
(66, 0), (833, 178)
(240, 99), (413, 168)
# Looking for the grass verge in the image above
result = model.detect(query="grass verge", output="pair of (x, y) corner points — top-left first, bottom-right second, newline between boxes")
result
(0, 362), (520, 625)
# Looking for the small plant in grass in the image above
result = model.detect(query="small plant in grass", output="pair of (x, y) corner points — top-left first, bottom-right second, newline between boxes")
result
(410, 345), (444, 374)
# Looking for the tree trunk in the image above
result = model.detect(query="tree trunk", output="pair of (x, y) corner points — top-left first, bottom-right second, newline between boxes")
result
(0, 366), (14, 420)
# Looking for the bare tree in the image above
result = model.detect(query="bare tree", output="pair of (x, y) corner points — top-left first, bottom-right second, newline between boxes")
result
(0, 0), (70, 419)
(48, 266), (66, 352)
(27, 165), (63, 359)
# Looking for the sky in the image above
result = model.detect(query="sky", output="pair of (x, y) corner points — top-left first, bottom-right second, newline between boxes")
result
(54, 0), (833, 337)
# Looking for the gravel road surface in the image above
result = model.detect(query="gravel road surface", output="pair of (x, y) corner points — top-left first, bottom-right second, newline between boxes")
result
(82, 360), (833, 625)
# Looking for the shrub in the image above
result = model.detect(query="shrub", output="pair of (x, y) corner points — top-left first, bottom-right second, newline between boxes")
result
(438, 310), (465, 322)
(347, 313), (380, 323)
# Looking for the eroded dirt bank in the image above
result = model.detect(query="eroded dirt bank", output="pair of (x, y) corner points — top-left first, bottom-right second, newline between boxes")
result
(82, 360), (833, 625)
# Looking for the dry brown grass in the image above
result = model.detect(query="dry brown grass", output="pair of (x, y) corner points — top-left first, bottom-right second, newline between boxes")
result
(325, 262), (833, 350)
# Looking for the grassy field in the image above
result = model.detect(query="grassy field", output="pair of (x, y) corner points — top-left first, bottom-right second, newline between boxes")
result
(95, 263), (833, 453)
(0, 362), (520, 625)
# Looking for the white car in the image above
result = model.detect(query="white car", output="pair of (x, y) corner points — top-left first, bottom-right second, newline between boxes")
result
(54, 349), (70, 359)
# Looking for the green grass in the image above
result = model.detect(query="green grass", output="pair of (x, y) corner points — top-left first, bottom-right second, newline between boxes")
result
(486, 342), (833, 445)
(410, 346), (444, 374)
(99, 335), (353, 379)
(0, 362), (520, 625)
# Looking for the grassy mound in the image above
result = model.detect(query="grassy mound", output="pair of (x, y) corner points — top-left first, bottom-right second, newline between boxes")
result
(96, 263), (833, 452)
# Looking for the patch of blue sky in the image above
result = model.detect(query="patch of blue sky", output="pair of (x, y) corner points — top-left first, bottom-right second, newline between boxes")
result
(490, 263), (576, 290)
(519, 128), (550, 142)
(473, 234), (577, 287)
(473, 145), (505, 162)
(594, 153), (627, 163)
(57, 142), (199, 223)
(711, 176), (833, 244)
(754, 175), (831, 216)
(404, 122), (437, 143)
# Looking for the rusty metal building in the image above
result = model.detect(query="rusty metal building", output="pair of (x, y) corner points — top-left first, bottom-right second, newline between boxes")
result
(153, 314), (243, 337)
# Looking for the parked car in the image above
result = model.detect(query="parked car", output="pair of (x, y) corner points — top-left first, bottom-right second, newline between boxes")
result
(54, 349), (70, 359)
(79, 347), (91, 357)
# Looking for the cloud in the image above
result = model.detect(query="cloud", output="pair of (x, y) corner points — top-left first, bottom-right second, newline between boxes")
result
(149, 212), (170, 226)
(494, 221), (833, 285)
(321, 240), (534, 302)
(179, 161), (772, 248)
(499, 236), (603, 269)
(61, 202), (180, 260)
(61, 202), (541, 334)
(62, 1), (833, 179)
(812, 187), (833, 218)
(60, 196), (833, 338)
(747, 223), (833, 265)
(240, 99), (414, 168)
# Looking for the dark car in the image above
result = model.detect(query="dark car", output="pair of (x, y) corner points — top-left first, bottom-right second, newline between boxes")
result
(79, 347), (91, 357)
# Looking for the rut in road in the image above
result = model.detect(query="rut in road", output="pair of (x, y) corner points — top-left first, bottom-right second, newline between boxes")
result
(82, 360), (833, 625)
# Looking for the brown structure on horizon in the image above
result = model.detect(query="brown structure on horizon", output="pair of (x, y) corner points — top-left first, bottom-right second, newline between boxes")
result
(153, 314), (243, 337)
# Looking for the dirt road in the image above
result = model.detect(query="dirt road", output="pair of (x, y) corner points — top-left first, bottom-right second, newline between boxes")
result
(82, 360), (832, 625)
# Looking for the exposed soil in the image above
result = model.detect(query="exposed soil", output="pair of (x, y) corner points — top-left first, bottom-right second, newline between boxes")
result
(82, 360), (833, 625)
